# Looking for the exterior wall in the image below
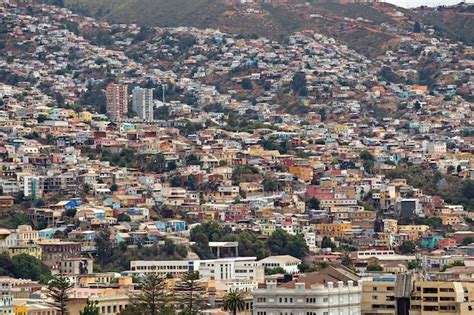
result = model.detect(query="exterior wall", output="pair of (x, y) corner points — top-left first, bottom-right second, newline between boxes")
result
(132, 87), (153, 120)
(410, 281), (474, 314)
(129, 257), (261, 280)
(252, 281), (361, 315)
(361, 279), (397, 315)
(106, 83), (128, 121)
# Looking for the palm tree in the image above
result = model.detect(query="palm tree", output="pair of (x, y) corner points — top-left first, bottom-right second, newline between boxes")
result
(223, 289), (246, 315)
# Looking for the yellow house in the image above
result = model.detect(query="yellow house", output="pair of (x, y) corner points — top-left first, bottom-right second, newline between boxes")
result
(334, 124), (350, 134)
(79, 111), (93, 122)
(8, 245), (42, 260)
(288, 165), (313, 182)
(315, 222), (352, 238)
(14, 304), (57, 315)
(398, 225), (430, 240)
(14, 305), (28, 315)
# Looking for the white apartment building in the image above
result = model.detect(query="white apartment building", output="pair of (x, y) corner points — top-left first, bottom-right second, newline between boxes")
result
(132, 86), (153, 120)
(0, 278), (13, 315)
(253, 279), (361, 315)
(128, 257), (263, 282)
(258, 255), (301, 274)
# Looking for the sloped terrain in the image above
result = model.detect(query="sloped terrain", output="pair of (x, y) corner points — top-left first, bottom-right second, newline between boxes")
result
(62, 0), (472, 57)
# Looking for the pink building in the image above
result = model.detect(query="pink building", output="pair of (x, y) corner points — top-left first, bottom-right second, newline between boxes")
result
(106, 83), (128, 120)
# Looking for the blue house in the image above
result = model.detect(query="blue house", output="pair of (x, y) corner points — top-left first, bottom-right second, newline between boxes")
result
(64, 198), (82, 209)
(421, 234), (444, 250)
(104, 197), (121, 209)
(38, 227), (66, 239)
(155, 220), (186, 232)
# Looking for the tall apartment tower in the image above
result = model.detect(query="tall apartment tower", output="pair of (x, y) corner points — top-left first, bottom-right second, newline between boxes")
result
(132, 86), (154, 120)
(106, 83), (128, 120)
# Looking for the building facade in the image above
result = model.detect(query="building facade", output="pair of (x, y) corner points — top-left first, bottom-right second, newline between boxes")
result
(106, 83), (128, 121)
(253, 279), (361, 315)
(132, 86), (153, 121)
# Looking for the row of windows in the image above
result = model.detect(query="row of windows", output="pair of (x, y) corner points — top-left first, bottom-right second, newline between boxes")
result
(132, 265), (188, 270)
(279, 297), (293, 303)
(100, 304), (126, 314)
(306, 298), (328, 303)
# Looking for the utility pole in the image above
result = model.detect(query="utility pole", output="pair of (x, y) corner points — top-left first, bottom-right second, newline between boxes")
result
(162, 83), (167, 105)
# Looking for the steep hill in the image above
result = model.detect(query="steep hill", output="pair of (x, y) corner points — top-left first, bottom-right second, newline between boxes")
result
(416, 5), (474, 45)
(60, 0), (471, 57)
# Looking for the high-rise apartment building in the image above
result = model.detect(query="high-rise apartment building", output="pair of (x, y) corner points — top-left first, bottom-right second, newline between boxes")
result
(106, 83), (128, 120)
(132, 86), (153, 120)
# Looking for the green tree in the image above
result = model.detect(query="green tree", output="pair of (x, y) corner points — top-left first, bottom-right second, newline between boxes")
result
(117, 213), (131, 222)
(291, 72), (307, 96)
(413, 21), (421, 33)
(0, 212), (31, 228)
(399, 241), (416, 254)
(175, 271), (205, 314)
(462, 181), (474, 199)
(262, 177), (278, 192)
(359, 150), (374, 161)
(462, 237), (474, 246)
(321, 236), (336, 251)
(366, 264), (383, 272)
(341, 253), (353, 268)
(267, 229), (309, 259)
(407, 260), (421, 270)
(110, 183), (118, 192)
(264, 267), (287, 275)
(241, 78), (252, 90)
(185, 154), (200, 166)
(306, 197), (320, 210)
(80, 299), (99, 315)
(48, 274), (73, 315)
(223, 289), (246, 315)
(190, 221), (224, 242)
(234, 232), (270, 260)
(0, 253), (50, 283)
(95, 230), (113, 265)
(11, 254), (51, 283)
(128, 273), (173, 315)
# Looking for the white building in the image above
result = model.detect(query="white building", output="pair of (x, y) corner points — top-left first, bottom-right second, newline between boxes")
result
(132, 86), (153, 121)
(252, 274), (361, 315)
(258, 255), (302, 274)
(128, 257), (263, 282)
(424, 141), (447, 155)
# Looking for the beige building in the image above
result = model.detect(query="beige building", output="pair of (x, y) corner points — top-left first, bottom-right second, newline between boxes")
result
(7, 244), (42, 260)
(410, 281), (474, 314)
(361, 278), (397, 315)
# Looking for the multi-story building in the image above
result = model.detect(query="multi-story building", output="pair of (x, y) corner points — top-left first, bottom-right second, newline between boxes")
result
(0, 278), (13, 315)
(106, 83), (128, 121)
(56, 258), (93, 276)
(410, 281), (474, 314)
(252, 267), (361, 315)
(129, 257), (263, 282)
(361, 277), (398, 315)
(37, 240), (82, 268)
(258, 255), (302, 274)
(7, 244), (42, 260)
(315, 222), (353, 238)
(132, 86), (153, 120)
